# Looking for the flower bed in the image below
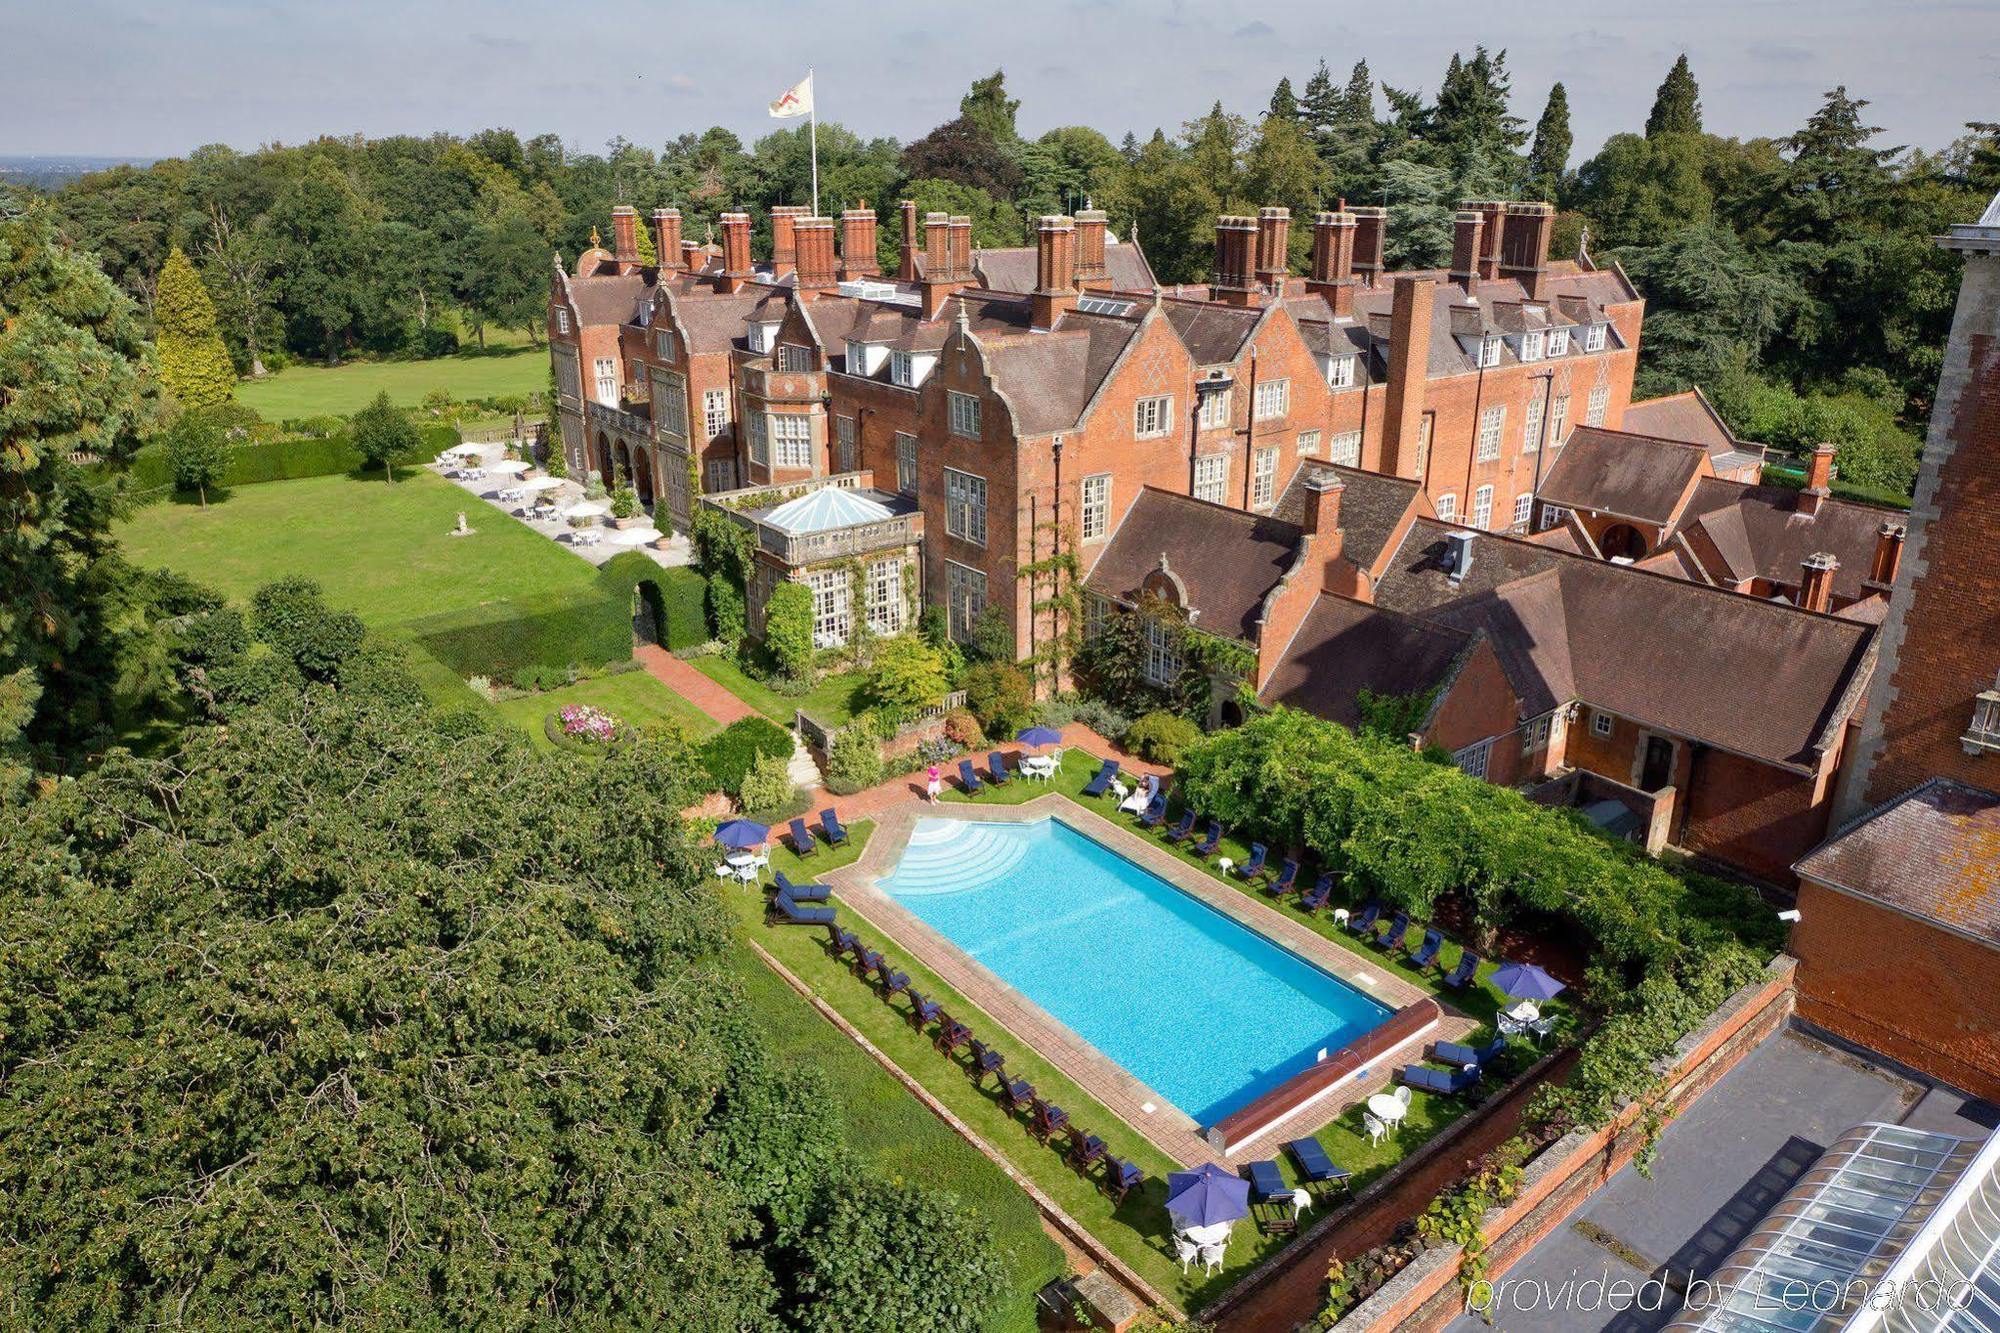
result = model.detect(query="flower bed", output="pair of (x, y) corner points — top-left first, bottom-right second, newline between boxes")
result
(544, 702), (629, 752)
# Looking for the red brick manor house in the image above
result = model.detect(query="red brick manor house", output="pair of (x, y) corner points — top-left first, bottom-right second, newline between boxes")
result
(546, 197), (1902, 887)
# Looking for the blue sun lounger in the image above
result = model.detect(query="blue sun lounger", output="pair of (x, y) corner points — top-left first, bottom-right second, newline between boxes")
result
(1284, 1137), (1352, 1194)
(1263, 859), (1300, 897)
(1138, 793), (1167, 828)
(1373, 911), (1411, 952)
(1347, 899), (1382, 935)
(1082, 759), (1119, 797)
(768, 892), (834, 926)
(774, 870), (830, 902)
(1235, 842), (1268, 880)
(1163, 809), (1196, 842)
(1192, 820), (1222, 857)
(819, 808), (848, 846)
(988, 750), (1013, 784)
(1407, 928), (1444, 970)
(1442, 952), (1479, 989)
(1400, 1064), (1482, 1096)
(1299, 872), (1336, 911)
(1434, 1035), (1510, 1067)
(1245, 1158), (1289, 1202)
(957, 758), (982, 794)
(787, 817), (816, 856)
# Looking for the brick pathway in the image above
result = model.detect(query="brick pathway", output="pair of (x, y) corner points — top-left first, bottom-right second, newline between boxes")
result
(634, 644), (757, 726)
(802, 722), (1169, 822)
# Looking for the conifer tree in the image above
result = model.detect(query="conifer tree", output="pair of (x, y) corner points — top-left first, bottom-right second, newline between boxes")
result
(1528, 83), (1574, 202)
(1267, 77), (1300, 123)
(1645, 55), (1703, 138)
(154, 247), (236, 409)
(1299, 61), (1339, 147)
(634, 214), (657, 266)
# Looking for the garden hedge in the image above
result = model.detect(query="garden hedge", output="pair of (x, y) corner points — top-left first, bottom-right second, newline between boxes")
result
(698, 716), (795, 800)
(597, 554), (706, 651)
(397, 590), (633, 681)
(122, 423), (459, 501)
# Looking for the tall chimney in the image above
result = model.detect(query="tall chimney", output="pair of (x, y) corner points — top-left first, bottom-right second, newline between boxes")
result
(681, 239), (704, 273)
(839, 204), (879, 279)
(610, 205), (639, 265)
(1074, 207), (1109, 288)
(1450, 210), (1484, 291)
(1351, 206), (1388, 287)
(1302, 470), (1345, 540)
(651, 208), (683, 272)
(717, 211), (753, 293)
(1031, 215), (1077, 330)
(924, 212), (950, 276)
(1868, 520), (1907, 589)
(1798, 552), (1839, 613)
(1799, 442), (1837, 516)
(898, 200), (920, 282)
(1497, 202), (1555, 299)
(794, 216), (838, 293)
(948, 216), (973, 279)
(1381, 276), (1435, 478)
(1467, 200), (1507, 280)
(1210, 215), (1259, 306)
(1308, 210), (1360, 315)
(769, 205), (808, 276)
(1255, 206), (1291, 292)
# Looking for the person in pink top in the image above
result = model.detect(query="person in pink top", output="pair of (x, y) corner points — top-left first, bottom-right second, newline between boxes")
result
(925, 763), (942, 805)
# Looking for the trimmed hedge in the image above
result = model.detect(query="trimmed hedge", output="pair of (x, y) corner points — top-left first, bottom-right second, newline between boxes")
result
(122, 423), (459, 500)
(698, 716), (795, 800)
(396, 590), (632, 682)
(597, 554), (706, 651)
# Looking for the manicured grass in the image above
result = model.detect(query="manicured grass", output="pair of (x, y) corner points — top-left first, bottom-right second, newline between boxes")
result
(117, 471), (601, 629)
(493, 669), (722, 748)
(237, 345), (545, 419)
(733, 786), (1477, 1311)
(688, 654), (870, 727)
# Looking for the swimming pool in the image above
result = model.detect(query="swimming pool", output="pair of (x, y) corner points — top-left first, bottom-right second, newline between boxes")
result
(880, 816), (1392, 1125)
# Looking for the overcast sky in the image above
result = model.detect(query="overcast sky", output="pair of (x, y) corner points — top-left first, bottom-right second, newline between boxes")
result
(7, 0), (1996, 164)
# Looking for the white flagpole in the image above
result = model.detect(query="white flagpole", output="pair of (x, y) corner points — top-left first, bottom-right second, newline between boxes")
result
(808, 68), (819, 217)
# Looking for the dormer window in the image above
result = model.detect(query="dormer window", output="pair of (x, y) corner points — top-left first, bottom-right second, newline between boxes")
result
(1583, 323), (1607, 353)
(748, 322), (780, 354)
(1519, 331), (1545, 363)
(1478, 335), (1502, 369)
(1965, 677), (2000, 755)
(1327, 354), (1356, 388)
(891, 350), (914, 387)
(1547, 327), (1570, 356)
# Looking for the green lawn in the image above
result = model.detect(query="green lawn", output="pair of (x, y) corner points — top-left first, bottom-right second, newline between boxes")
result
(117, 471), (600, 628)
(689, 654), (870, 727)
(740, 769), (1479, 1311)
(495, 670), (721, 747)
(237, 345), (545, 419)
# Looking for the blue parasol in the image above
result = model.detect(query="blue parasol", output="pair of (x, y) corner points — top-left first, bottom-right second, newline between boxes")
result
(1488, 962), (1566, 1001)
(1015, 726), (1064, 748)
(712, 819), (770, 850)
(1164, 1161), (1251, 1229)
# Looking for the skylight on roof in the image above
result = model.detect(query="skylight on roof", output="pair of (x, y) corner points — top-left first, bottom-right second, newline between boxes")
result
(1076, 295), (1135, 317)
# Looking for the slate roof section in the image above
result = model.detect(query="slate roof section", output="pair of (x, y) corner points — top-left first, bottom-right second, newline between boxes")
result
(1796, 780), (2000, 946)
(1162, 299), (1262, 365)
(569, 273), (653, 326)
(1623, 389), (1740, 459)
(982, 314), (1139, 435)
(1084, 488), (1302, 642)
(972, 240), (1157, 294)
(1259, 597), (1473, 727)
(1677, 478), (1904, 603)
(1271, 461), (1422, 572)
(1534, 426), (1711, 525)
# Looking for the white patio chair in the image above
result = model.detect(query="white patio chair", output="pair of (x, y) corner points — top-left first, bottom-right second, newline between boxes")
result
(1395, 1085), (1413, 1109)
(1173, 1235), (1199, 1272)
(1292, 1187), (1313, 1220)
(1199, 1243), (1226, 1275)
(1364, 1112), (1387, 1147)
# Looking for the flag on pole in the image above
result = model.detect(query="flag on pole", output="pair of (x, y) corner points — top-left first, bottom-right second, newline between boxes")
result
(769, 74), (813, 119)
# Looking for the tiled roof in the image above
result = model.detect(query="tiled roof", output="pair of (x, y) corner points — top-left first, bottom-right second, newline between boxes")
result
(1623, 389), (1739, 459)
(570, 273), (652, 326)
(972, 240), (1156, 294)
(1162, 299), (1262, 365)
(983, 314), (1137, 435)
(1374, 520), (1878, 768)
(1271, 461), (1421, 572)
(1260, 596), (1473, 726)
(1677, 478), (1905, 603)
(1084, 487), (1302, 642)
(1535, 426), (1711, 525)
(1796, 780), (2000, 946)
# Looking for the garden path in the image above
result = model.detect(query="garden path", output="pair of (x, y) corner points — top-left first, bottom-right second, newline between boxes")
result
(634, 645), (756, 726)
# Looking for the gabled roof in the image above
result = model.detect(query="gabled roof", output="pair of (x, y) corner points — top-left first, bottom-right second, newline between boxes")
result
(1271, 461), (1422, 573)
(570, 272), (653, 326)
(1622, 389), (1740, 460)
(1162, 299), (1262, 366)
(1796, 779), (2000, 946)
(1676, 478), (1904, 603)
(1534, 426), (1711, 526)
(1259, 596), (1475, 727)
(980, 313), (1139, 435)
(1084, 488), (1301, 643)
(972, 239), (1156, 295)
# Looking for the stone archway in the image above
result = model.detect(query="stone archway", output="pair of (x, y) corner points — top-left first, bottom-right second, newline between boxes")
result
(630, 447), (655, 510)
(593, 432), (614, 486)
(1599, 523), (1647, 561)
(611, 438), (632, 488)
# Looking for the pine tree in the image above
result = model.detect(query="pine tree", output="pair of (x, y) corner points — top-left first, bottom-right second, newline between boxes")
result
(1267, 77), (1300, 123)
(1300, 61), (1340, 148)
(634, 215), (657, 266)
(154, 247), (236, 410)
(1332, 60), (1375, 130)
(1432, 47), (1525, 164)
(1645, 55), (1703, 138)
(1527, 83), (1573, 202)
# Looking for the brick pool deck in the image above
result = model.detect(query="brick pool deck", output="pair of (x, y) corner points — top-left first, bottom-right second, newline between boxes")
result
(827, 794), (1476, 1168)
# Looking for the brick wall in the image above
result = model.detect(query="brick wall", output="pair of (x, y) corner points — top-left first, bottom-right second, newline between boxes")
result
(1790, 880), (2000, 1102)
(1680, 746), (1837, 886)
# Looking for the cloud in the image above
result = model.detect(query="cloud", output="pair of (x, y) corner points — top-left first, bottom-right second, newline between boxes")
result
(1233, 20), (1275, 38)
(665, 73), (696, 91)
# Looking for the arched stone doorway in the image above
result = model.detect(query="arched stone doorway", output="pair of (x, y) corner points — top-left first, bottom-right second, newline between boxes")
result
(1599, 523), (1647, 561)
(611, 438), (632, 488)
(629, 447), (655, 511)
(593, 432), (614, 486)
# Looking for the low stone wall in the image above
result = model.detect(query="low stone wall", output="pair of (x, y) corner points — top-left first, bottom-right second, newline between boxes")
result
(1339, 956), (1798, 1332)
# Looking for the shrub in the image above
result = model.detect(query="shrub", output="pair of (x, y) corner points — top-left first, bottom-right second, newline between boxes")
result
(698, 716), (794, 797)
(962, 662), (1035, 737)
(161, 412), (230, 505)
(776, 1175), (1003, 1333)
(610, 485), (640, 520)
(249, 577), (365, 682)
(866, 636), (950, 710)
(942, 709), (985, 749)
(707, 573), (746, 646)
(351, 391), (421, 483)
(916, 603), (966, 682)
(171, 606), (250, 672)
(1123, 710), (1202, 767)
(512, 663), (574, 692)
(1042, 694), (1130, 740)
(765, 581), (815, 680)
(824, 727), (884, 796)
(967, 604), (1014, 664)
(738, 751), (800, 819)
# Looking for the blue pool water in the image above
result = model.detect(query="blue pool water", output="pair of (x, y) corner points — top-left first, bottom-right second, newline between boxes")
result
(881, 817), (1392, 1124)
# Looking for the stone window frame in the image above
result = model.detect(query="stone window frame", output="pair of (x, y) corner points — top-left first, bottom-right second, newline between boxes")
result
(556, 309), (571, 335)
(593, 357), (619, 405)
(1591, 709), (1614, 738)
(1472, 484), (1494, 530)
(1252, 446), (1279, 509)
(944, 466), (988, 546)
(655, 328), (678, 361)
(1585, 385), (1610, 427)
(1197, 386), (1233, 430)
(1327, 354), (1357, 389)
(1455, 738), (1493, 780)
(1964, 678), (2000, 755)
(1512, 492), (1534, 529)
(1330, 431), (1362, 467)
(1522, 714), (1553, 754)
(776, 343), (814, 374)
(703, 389), (730, 442)
(1142, 616), (1182, 686)
(865, 557), (905, 637)
(1522, 394), (1545, 453)
(948, 390), (982, 439)
(653, 369), (689, 442)
(1253, 377), (1291, 421)
(1550, 394), (1571, 446)
(1193, 453), (1229, 505)
(1134, 394), (1174, 439)
(806, 568), (852, 649)
(1436, 492), (1457, 522)
(895, 432), (918, 496)
(945, 559), (987, 643)
(1548, 327), (1570, 357)
(834, 414), (858, 473)
(1583, 323), (1607, 353)
(1080, 473), (1111, 541)
(1477, 404), (1506, 461)
(769, 413), (812, 469)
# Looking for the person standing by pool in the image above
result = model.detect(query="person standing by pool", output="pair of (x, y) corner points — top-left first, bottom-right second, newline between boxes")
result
(926, 763), (942, 805)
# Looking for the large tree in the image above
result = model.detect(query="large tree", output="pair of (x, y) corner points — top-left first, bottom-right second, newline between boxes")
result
(1527, 83), (1573, 202)
(263, 158), (375, 362)
(899, 117), (1023, 199)
(153, 245), (237, 408)
(1645, 55), (1703, 139)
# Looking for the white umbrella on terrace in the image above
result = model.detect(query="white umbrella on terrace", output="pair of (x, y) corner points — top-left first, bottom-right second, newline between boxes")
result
(561, 500), (610, 518)
(604, 526), (664, 546)
(519, 475), (566, 492)
(488, 459), (531, 475)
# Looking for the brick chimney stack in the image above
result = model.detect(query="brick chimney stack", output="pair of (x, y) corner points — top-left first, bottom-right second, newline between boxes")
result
(1303, 470), (1345, 541)
(1497, 202), (1555, 300)
(1466, 201), (1507, 280)
(1868, 520), (1907, 589)
(1449, 210), (1485, 291)
(650, 208), (683, 272)
(1798, 552), (1839, 613)
(1074, 207), (1109, 288)
(1799, 442), (1837, 516)
(769, 205), (808, 277)
(1381, 276), (1435, 478)
(717, 211), (753, 294)
(919, 212), (966, 319)
(839, 204), (879, 279)
(1030, 215), (1078, 330)
(610, 205), (639, 266)
(1210, 215), (1260, 306)
(681, 239), (703, 272)
(898, 200), (920, 282)
(947, 216), (973, 278)
(1308, 211), (1359, 315)
(1255, 206), (1291, 292)
(1351, 206), (1387, 287)
(794, 216), (838, 294)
